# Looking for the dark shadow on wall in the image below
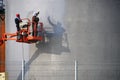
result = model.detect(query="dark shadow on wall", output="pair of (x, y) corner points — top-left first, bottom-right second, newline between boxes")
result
(35, 16), (70, 54)
(17, 16), (70, 80)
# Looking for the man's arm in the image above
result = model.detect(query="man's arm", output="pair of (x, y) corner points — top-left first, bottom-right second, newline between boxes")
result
(47, 16), (56, 26)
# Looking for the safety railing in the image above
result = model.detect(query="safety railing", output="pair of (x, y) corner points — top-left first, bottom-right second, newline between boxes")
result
(1, 60), (120, 80)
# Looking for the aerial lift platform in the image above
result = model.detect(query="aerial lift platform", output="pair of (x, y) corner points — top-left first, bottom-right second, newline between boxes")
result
(0, 18), (45, 46)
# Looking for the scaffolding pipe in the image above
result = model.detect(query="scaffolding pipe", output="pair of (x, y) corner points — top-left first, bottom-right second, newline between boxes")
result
(22, 60), (24, 80)
(22, 40), (25, 80)
(75, 60), (78, 80)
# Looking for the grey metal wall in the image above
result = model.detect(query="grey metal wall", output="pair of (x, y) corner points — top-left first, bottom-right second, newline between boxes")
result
(6, 0), (120, 80)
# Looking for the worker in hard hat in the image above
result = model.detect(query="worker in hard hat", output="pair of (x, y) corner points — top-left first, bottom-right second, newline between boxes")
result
(32, 12), (39, 36)
(15, 14), (22, 40)
(15, 13), (22, 32)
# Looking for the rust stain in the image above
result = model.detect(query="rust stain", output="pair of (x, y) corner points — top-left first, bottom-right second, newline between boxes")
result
(0, 16), (5, 72)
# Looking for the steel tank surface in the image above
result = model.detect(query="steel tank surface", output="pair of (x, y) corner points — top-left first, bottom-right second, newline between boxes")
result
(6, 0), (120, 80)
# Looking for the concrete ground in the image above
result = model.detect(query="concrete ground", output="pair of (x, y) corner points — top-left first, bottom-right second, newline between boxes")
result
(5, 0), (120, 80)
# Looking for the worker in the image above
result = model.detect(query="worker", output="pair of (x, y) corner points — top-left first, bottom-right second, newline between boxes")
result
(15, 13), (22, 32)
(32, 12), (39, 36)
(15, 14), (22, 40)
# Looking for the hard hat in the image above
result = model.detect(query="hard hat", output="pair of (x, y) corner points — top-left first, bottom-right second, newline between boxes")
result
(16, 14), (20, 17)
